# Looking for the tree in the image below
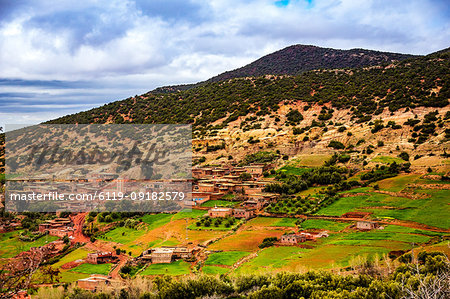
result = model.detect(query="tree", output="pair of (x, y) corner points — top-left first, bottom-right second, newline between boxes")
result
(239, 172), (252, 181)
(41, 266), (61, 284)
(398, 152), (410, 161)
(0, 250), (45, 298)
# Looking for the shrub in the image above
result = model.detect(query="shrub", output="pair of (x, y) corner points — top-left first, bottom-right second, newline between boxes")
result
(286, 109), (304, 124)
(398, 152), (410, 161)
(328, 140), (345, 149)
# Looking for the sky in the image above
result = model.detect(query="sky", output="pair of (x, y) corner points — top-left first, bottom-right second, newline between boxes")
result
(0, 0), (449, 130)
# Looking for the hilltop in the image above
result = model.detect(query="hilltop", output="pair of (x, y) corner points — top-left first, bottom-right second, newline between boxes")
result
(148, 44), (417, 94)
(207, 44), (417, 82)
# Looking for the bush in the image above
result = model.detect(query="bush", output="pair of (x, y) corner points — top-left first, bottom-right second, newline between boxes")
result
(328, 140), (345, 149)
(286, 109), (304, 124)
(398, 152), (410, 161)
(259, 237), (278, 248)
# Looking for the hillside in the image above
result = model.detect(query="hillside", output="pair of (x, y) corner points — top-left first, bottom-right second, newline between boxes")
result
(148, 44), (417, 94)
(44, 48), (450, 173)
(207, 44), (417, 82)
(49, 49), (448, 126)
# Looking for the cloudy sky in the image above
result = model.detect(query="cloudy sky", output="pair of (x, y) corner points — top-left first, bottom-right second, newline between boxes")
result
(0, 0), (449, 129)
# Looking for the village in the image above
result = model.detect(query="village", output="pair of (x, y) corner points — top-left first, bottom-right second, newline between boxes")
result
(0, 160), (395, 295)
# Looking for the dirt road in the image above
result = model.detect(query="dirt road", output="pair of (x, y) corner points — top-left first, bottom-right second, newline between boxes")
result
(70, 212), (90, 243)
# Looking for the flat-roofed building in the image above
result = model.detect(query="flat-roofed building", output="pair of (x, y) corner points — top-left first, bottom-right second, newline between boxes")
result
(77, 275), (111, 291)
(151, 248), (174, 263)
(280, 234), (306, 245)
(356, 221), (379, 230)
(208, 207), (233, 218)
(233, 208), (255, 219)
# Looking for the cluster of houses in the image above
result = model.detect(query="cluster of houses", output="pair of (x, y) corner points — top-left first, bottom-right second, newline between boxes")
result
(38, 217), (74, 238)
(192, 163), (278, 218)
(0, 219), (21, 233)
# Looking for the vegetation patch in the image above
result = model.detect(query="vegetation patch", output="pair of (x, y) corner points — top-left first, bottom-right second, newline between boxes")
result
(172, 209), (206, 220)
(299, 219), (348, 231)
(271, 218), (299, 227)
(140, 260), (190, 276)
(200, 200), (236, 208)
(100, 226), (147, 244)
(236, 246), (308, 274)
(371, 156), (405, 164)
(141, 214), (173, 230)
(205, 251), (249, 266)
(202, 265), (230, 275)
(70, 263), (111, 275)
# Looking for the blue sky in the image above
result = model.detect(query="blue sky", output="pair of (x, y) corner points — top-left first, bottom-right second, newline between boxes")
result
(0, 0), (449, 129)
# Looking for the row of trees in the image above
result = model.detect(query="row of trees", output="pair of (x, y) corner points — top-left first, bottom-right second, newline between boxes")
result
(30, 251), (449, 299)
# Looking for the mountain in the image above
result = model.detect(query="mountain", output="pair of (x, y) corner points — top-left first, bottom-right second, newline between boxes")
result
(48, 48), (448, 129)
(206, 44), (418, 83)
(148, 44), (417, 94)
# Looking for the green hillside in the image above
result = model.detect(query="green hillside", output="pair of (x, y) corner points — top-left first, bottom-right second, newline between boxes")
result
(48, 50), (448, 130)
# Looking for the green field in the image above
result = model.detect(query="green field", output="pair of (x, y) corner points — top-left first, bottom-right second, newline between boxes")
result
(368, 190), (450, 229)
(297, 244), (393, 269)
(272, 218), (298, 227)
(371, 156), (404, 165)
(205, 251), (249, 266)
(236, 246), (308, 274)
(70, 263), (111, 275)
(328, 231), (431, 245)
(299, 219), (349, 231)
(101, 227), (147, 244)
(202, 265), (230, 275)
(141, 214), (173, 230)
(382, 225), (446, 236)
(172, 209), (206, 220)
(59, 271), (90, 283)
(140, 260), (190, 276)
(53, 247), (92, 268)
(316, 188), (450, 229)
(316, 192), (391, 216)
(200, 200), (236, 208)
(277, 166), (312, 176)
(0, 231), (59, 258)
(290, 154), (331, 167)
(377, 174), (421, 192)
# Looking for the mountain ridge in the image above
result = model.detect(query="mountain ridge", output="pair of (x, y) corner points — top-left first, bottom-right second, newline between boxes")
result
(148, 44), (418, 94)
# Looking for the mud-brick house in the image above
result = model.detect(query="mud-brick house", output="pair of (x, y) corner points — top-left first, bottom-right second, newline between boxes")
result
(211, 168), (228, 177)
(280, 234), (306, 245)
(242, 199), (265, 210)
(233, 208), (255, 219)
(192, 167), (213, 179)
(38, 218), (74, 238)
(243, 163), (270, 177)
(151, 248), (174, 263)
(77, 275), (111, 291)
(300, 231), (329, 240)
(356, 221), (379, 230)
(86, 252), (118, 264)
(208, 207), (233, 218)
(197, 183), (216, 193)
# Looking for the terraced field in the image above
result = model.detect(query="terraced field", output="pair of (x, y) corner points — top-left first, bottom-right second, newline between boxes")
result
(0, 231), (59, 258)
(140, 260), (191, 276)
